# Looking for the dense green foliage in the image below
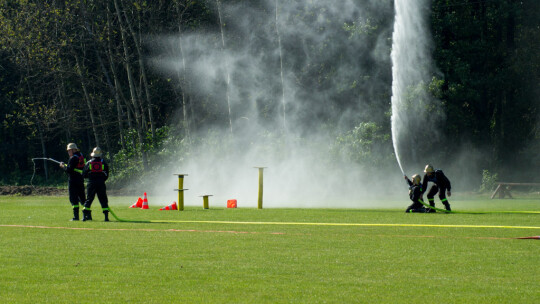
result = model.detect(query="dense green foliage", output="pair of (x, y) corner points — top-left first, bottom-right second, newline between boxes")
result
(1, 0), (539, 186)
(480, 169), (498, 192)
(431, 0), (540, 174)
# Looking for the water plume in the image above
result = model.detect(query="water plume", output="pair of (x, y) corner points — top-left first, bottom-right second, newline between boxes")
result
(148, 0), (405, 208)
(390, 0), (441, 176)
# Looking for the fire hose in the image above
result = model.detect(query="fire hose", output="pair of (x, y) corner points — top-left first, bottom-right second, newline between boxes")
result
(418, 199), (540, 214)
(31, 158), (64, 186)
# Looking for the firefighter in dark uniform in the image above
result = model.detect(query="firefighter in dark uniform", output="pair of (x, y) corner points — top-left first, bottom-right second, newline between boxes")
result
(404, 174), (426, 213)
(422, 164), (452, 212)
(82, 147), (110, 222)
(59, 143), (86, 221)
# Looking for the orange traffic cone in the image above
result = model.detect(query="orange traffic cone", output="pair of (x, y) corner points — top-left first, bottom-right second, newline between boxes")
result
(159, 201), (178, 211)
(129, 197), (143, 208)
(141, 192), (149, 209)
(227, 199), (237, 208)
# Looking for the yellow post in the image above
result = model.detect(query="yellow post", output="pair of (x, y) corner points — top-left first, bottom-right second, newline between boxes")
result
(174, 174), (188, 211)
(254, 167), (266, 209)
(200, 195), (213, 209)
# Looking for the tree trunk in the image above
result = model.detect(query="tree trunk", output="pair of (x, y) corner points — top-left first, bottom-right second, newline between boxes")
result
(113, 0), (148, 169)
(106, 10), (127, 150)
(97, 107), (111, 154)
(216, 0), (233, 134)
(74, 53), (100, 147)
(501, 2), (516, 161)
(175, 1), (191, 142)
(122, 5), (156, 139)
(116, 0), (149, 134)
(37, 122), (49, 181)
(56, 74), (71, 142)
(275, 0), (287, 131)
(27, 82), (49, 181)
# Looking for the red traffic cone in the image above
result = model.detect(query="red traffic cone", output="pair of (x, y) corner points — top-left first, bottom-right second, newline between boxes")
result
(141, 192), (149, 210)
(129, 197), (143, 208)
(227, 199), (237, 208)
(159, 202), (178, 211)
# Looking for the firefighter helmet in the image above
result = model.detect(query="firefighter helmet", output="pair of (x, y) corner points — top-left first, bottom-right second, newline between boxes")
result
(66, 143), (79, 151)
(412, 174), (421, 185)
(424, 164), (434, 173)
(90, 147), (103, 158)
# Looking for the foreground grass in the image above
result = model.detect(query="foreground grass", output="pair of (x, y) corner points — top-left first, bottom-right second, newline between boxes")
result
(0, 196), (539, 303)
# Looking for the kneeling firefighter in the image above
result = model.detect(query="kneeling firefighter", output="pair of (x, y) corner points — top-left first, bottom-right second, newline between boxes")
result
(404, 174), (426, 213)
(422, 164), (452, 212)
(82, 147), (110, 222)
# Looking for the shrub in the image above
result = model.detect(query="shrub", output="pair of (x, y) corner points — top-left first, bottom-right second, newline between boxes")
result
(479, 169), (498, 192)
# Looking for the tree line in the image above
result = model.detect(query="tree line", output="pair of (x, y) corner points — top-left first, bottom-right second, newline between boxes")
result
(1, 0), (539, 187)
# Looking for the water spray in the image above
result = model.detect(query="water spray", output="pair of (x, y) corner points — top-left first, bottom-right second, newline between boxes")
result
(390, 0), (432, 177)
(32, 157), (62, 164)
(390, 0), (409, 177)
(31, 157), (63, 186)
(392, 138), (406, 176)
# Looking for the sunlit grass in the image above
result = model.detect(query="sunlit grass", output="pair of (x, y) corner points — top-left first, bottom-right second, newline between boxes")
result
(1, 195), (539, 303)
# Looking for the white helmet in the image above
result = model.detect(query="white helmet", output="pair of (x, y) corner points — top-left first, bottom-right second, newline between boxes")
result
(66, 143), (79, 151)
(90, 147), (103, 157)
(424, 164), (434, 173)
(411, 174), (421, 185)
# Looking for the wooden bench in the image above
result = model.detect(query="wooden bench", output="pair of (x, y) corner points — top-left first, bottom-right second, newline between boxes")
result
(491, 183), (540, 199)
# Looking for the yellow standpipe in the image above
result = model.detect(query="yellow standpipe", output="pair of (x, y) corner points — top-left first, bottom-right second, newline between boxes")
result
(174, 174), (188, 211)
(254, 167), (266, 209)
(200, 195), (213, 209)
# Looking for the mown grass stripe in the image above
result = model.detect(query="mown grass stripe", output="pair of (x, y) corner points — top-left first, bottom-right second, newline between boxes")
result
(143, 220), (540, 229)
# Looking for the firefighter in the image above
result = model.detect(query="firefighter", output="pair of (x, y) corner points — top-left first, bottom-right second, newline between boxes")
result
(404, 174), (426, 213)
(59, 143), (86, 221)
(422, 164), (452, 212)
(82, 147), (110, 222)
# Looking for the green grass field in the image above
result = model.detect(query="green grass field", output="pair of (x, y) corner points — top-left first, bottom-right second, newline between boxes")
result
(1, 195), (539, 303)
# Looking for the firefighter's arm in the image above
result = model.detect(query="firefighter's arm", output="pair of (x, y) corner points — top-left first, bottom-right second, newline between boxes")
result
(64, 157), (77, 174)
(412, 187), (422, 202)
(103, 162), (109, 181)
(421, 175), (428, 194)
(404, 175), (412, 187)
(82, 163), (89, 178)
(444, 173), (452, 194)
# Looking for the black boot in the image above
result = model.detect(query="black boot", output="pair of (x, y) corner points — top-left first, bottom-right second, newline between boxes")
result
(104, 211), (109, 222)
(426, 201), (436, 213)
(443, 202), (452, 212)
(71, 207), (79, 221)
(82, 209), (92, 221)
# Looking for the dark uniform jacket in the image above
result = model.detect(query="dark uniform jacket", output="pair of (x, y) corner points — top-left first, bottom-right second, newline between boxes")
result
(406, 179), (423, 202)
(65, 152), (85, 183)
(82, 157), (109, 183)
(422, 169), (451, 193)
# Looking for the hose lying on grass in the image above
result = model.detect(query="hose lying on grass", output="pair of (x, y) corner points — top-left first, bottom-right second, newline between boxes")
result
(108, 208), (152, 223)
(107, 204), (540, 226)
(418, 199), (540, 214)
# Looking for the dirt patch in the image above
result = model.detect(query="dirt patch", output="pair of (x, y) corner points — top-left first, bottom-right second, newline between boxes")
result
(0, 185), (131, 196)
(0, 186), (67, 196)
